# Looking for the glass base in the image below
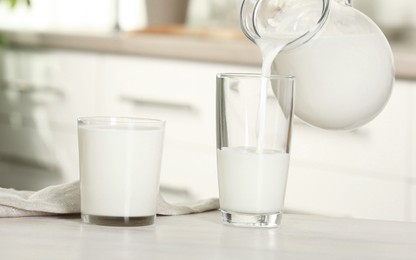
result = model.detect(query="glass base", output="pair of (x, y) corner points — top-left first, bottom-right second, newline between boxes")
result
(82, 214), (154, 226)
(221, 210), (282, 228)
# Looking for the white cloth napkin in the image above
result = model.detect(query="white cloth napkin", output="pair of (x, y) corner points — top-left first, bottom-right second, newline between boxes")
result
(0, 181), (219, 218)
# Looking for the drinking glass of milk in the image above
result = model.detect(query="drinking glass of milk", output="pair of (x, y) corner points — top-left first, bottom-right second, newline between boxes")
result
(216, 73), (295, 228)
(78, 117), (165, 226)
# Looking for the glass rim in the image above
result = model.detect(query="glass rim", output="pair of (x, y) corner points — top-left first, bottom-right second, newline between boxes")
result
(77, 116), (165, 126)
(216, 73), (295, 80)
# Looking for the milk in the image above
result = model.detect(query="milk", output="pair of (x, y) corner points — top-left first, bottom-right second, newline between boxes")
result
(78, 124), (164, 217)
(256, 40), (287, 151)
(274, 33), (394, 129)
(217, 147), (290, 214)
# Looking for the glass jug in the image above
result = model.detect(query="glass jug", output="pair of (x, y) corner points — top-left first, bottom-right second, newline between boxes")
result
(242, 0), (395, 130)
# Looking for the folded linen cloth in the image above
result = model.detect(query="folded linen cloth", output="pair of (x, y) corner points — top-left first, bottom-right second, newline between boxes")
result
(0, 181), (219, 218)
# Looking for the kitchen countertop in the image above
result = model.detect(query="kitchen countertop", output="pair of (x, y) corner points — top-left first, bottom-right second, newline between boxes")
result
(1, 211), (416, 259)
(0, 28), (260, 66)
(1, 28), (415, 80)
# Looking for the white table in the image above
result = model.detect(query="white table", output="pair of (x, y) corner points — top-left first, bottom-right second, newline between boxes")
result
(1, 211), (416, 259)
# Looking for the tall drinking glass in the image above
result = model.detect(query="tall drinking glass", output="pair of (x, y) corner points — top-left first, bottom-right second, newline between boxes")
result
(216, 73), (295, 228)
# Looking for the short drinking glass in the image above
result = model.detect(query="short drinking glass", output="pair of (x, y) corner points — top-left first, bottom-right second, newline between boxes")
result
(78, 117), (165, 226)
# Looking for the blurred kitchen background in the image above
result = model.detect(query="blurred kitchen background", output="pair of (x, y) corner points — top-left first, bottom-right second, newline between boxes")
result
(0, 0), (415, 222)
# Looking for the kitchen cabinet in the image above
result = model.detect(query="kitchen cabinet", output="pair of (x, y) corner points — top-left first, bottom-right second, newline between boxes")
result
(291, 83), (410, 180)
(0, 46), (415, 222)
(410, 82), (416, 220)
(287, 80), (415, 221)
(97, 55), (255, 201)
(0, 48), (99, 189)
(285, 165), (408, 220)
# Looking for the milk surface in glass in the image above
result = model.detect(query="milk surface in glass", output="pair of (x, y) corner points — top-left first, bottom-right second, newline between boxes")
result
(79, 124), (164, 217)
(217, 147), (290, 214)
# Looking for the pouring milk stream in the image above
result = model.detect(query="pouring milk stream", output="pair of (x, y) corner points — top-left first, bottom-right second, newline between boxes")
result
(241, 0), (330, 151)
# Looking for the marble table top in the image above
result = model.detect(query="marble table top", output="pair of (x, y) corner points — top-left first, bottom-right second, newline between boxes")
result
(1, 211), (416, 259)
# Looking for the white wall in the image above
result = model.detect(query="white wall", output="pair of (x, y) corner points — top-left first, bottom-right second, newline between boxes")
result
(0, 0), (415, 33)
(352, 0), (415, 29)
(0, 0), (117, 32)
